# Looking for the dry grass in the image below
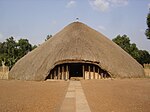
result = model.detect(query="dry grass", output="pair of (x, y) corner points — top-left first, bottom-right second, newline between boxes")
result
(144, 69), (150, 77)
(81, 79), (150, 112)
(0, 80), (68, 112)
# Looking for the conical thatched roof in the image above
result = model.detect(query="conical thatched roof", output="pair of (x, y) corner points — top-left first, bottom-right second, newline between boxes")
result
(9, 22), (144, 80)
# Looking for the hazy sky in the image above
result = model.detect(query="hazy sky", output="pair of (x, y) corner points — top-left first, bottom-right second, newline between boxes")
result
(0, 0), (150, 52)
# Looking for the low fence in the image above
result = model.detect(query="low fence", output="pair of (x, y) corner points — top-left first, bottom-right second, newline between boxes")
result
(0, 66), (9, 79)
(144, 64), (150, 77)
(144, 64), (150, 69)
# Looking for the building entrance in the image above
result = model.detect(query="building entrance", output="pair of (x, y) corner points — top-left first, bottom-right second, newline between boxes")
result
(69, 63), (83, 79)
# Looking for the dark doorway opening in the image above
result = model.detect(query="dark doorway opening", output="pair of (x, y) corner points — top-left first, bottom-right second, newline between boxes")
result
(69, 63), (83, 79)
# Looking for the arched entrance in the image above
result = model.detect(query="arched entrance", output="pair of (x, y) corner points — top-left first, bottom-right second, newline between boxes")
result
(45, 63), (110, 80)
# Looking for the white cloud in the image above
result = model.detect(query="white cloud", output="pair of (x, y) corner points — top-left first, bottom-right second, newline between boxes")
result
(90, 0), (109, 12)
(89, 0), (128, 12)
(66, 0), (76, 8)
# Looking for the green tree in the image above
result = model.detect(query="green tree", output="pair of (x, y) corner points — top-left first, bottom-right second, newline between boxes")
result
(3, 37), (18, 68)
(0, 37), (37, 69)
(112, 35), (150, 65)
(32, 45), (37, 50)
(145, 9), (150, 39)
(45, 35), (52, 41)
(0, 42), (6, 66)
(17, 38), (32, 58)
(138, 50), (150, 64)
(112, 35), (131, 53)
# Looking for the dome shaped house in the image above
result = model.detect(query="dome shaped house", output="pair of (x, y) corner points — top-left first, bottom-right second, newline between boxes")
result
(9, 22), (144, 81)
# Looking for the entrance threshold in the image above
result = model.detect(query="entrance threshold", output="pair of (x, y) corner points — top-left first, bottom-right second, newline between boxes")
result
(70, 77), (84, 81)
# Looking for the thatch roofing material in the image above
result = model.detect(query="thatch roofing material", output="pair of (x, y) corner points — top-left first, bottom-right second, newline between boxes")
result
(9, 22), (144, 80)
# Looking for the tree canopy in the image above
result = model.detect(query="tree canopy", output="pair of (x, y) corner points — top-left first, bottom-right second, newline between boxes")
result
(112, 35), (150, 65)
(145, 9), (150, 39)
(0, 37), (37, 69)
(45, 35), (52, 41)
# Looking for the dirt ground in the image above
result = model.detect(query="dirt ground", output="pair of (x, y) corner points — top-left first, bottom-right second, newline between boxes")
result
(0, 79), (150, 112)
(0, 80), (68, 112)
(81, 79), (150, 112)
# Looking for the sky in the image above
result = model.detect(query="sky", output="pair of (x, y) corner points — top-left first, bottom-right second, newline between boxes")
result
(0, 0), (150, 52)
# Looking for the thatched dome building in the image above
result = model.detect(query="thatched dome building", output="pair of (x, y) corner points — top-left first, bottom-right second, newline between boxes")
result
(9, 22), (144, 80)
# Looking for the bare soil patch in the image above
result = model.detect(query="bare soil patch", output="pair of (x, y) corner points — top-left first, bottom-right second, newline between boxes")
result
(0, 80), (68, 112)
(81, 79), (150, 112)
